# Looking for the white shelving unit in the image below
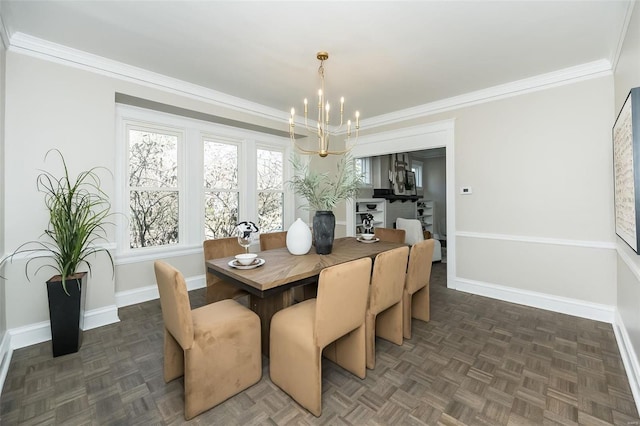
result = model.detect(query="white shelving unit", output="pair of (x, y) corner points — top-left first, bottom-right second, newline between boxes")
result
(354, 199), (385, 235)
(417, 200), (434, 235)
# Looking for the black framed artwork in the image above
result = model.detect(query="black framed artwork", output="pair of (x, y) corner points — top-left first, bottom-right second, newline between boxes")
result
(613, 87), (640, 253)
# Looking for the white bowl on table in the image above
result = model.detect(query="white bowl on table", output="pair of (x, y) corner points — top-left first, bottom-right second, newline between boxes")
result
(235, 253), (258, 265)
(360, 233), (375, 241)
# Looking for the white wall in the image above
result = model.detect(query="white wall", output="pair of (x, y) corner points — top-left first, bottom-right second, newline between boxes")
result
(613, 0), (640, 407)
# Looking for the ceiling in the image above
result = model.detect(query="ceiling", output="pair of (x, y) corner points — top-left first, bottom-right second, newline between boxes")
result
(0, 1), (633, 123)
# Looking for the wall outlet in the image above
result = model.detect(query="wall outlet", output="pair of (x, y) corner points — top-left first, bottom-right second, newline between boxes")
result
(460, 186), (472, 195)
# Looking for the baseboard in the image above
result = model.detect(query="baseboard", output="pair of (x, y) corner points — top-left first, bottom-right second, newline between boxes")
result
(452, 276), (615, 323)
(115, 274), (205, 308)
(613, 310), (640, 415)
(83, 305), (120, 330)
(0, 331), (12, 394)
(9, 304), (121, 350)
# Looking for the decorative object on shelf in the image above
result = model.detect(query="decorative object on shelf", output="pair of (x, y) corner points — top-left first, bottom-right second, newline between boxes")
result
(288, 51), (361, 158)
(366, 204), (377, 210)
(235, 221), (259, 254)
(0, 149), (115, 357)
(286, 218), (312, 255)
(392, 153), (409, 195)
(613, 87), (640, 253)
(288, 154), (362, 254)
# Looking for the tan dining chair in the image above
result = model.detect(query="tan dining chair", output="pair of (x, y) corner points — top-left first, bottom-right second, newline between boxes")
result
(260, 231), (316, 302)
(403, 239), (435, 339)
(203, 237), (249, 304)
(154, 261), (262, 420)
(270, 257), (372, 417)
(366, 246), (410, 369)
(259, 231), (288, 251)
(374, 227), (406, 244)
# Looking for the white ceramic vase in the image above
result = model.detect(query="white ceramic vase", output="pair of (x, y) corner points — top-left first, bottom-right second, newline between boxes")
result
(286, 218), (312, 255)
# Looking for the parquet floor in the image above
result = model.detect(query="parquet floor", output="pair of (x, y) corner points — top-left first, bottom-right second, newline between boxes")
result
(1, 263), (638, 425)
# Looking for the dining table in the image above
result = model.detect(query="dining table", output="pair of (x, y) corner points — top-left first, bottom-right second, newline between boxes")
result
(206, 236), (405, 355)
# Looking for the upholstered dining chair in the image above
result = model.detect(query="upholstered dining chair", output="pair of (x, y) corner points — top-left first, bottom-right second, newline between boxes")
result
(365, 246), (410, 369)
(395, 218), (442, 262)
(374, 227), (406, 244)
(270, 257), (372, 417)
(153, 261), (262, 420)
(259, 231), (316, 302)
(203, 237), (249, 304)
(403, 239), (435, 339)
(259, 231), (288, 251)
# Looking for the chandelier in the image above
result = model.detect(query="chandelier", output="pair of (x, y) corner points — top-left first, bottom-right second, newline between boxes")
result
(289, 51), (360, 158)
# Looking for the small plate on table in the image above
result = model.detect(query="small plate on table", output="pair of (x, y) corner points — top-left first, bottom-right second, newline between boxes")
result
(356, 237), (380, 244)
(228, 258), (266, 270)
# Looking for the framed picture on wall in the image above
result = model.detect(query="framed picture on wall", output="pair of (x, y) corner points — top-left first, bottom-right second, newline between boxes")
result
(613, 87), (640, 253)
(406, 171), (417, 196)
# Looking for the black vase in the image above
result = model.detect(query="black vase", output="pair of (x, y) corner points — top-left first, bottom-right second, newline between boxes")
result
(46, 272), (87, 357)
(313, 210), (335, 254)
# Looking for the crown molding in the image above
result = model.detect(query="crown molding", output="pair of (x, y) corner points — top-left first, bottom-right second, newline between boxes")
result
(7, 32), (613, 132)
(363, 59), (613, 129)
(611, 0), (637, 73)
(7, 32), (289, 124)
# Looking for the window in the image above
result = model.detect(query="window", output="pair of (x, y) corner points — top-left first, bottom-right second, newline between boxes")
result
(117, 105), (291, 256)
(204, 139), (239, 239)
(356, 157), (372, 186)
(411, 160), (423, 188)
(256, 148), (285, 232)
(128, 126), (181, 248)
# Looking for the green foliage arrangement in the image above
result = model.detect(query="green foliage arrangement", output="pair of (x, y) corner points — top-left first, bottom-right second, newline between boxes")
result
(1, 149), (114, 294)
(289, 154), (364, 211)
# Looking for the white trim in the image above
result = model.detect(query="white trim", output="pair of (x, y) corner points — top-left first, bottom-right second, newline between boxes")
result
(6, 33), (612, 132)
(451, 276), (615, 323)
(613, 309), (640, 415)
(0, 332), (12, 394)
(456, 231), (616, 250)
(83, 305), (119, 330)
(9, 304), (120, 350)
(611, 0), (637, 73)
(115, 274), (205, 308)
(8, 33), (288, 124)
(364, 60), (612, 129)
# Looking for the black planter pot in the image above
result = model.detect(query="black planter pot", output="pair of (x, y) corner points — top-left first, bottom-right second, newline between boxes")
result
(46, 272), (87, 357)
(313, 210), (335, 254)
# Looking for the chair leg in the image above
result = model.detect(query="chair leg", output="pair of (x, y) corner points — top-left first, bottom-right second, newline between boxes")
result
(403, 290), (413, 339)
(412, 285), (430, 322)
(365, 311), (377, 369)
(163, 328), (184, 382)
(331, 324), (366, 379)
(376, 301), (403, 346)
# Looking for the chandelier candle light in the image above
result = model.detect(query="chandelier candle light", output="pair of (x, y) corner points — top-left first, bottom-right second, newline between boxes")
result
(289, 51), (360, 158)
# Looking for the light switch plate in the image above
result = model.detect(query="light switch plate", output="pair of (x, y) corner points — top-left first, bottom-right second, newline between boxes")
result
(460, 187), (472, 195)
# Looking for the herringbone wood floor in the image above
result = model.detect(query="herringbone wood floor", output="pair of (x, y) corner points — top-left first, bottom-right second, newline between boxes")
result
(1, 263), (638, 425)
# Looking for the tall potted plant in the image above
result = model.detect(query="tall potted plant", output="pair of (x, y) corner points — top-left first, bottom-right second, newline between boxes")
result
(1, 149), (114, 357)
(289, 155), (363, 254)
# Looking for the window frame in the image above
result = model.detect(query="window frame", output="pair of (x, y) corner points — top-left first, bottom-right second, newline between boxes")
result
(356, 157), (372, 187)
(115, 104), (293, 263)
(411, 159), (424, 189)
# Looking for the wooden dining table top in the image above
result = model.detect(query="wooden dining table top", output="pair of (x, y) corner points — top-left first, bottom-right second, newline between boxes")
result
(206, 236), (405, 298)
